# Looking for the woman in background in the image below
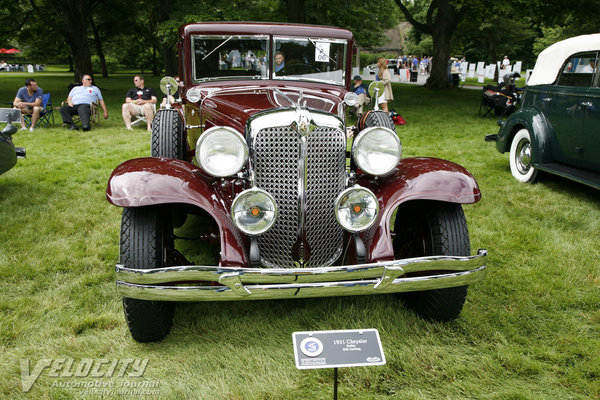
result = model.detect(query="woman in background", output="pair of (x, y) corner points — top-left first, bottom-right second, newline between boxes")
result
(376, 57), (393, 113)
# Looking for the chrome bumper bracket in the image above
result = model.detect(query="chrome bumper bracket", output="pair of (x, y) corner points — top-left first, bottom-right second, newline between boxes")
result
(219, 272), (251, 296)
(374, 266), (404, 291)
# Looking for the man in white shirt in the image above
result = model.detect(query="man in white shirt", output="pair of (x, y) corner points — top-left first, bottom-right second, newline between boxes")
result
(59, 74), (108, 131)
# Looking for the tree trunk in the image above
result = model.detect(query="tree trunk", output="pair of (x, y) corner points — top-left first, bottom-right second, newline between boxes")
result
(394, 0), (464, 89)
(427, 30), (453, 88)
(90, 17), (108, 77)
(285, 0), (305, 23)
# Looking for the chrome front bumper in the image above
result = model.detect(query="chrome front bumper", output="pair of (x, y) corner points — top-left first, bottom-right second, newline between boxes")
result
(116, 249), (487, 301)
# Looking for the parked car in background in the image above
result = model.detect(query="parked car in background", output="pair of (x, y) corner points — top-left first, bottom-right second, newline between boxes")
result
(366, 63), (378, 74)
(387, 58), (400, 73)
(486, 34), (600, 189)
(0, 109), (25, 176)
(106, 22), (487, 342)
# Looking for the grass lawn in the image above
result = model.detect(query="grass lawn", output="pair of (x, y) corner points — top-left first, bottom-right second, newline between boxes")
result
(0, 73), (599, 399)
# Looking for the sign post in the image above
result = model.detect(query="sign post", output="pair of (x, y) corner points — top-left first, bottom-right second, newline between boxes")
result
(293, 329), (385, 399)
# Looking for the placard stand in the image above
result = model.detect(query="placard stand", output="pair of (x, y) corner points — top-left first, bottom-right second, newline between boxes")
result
(333, 367), (338, 399)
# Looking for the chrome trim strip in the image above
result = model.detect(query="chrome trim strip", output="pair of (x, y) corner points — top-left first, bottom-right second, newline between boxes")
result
(116, 266), (486, 302)
(116, 249), (487, 285)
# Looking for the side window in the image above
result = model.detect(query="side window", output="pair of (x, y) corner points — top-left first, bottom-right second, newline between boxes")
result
(556, 52), (597, 87)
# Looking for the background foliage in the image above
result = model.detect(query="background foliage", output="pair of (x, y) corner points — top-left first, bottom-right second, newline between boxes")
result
(2, 0), (599, 80)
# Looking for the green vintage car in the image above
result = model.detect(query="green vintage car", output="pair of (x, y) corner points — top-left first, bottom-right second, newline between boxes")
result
(0, 109), (25, 176)
(486, 34), (600, 189)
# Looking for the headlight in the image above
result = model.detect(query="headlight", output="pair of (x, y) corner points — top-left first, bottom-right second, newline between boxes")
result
(196, 126), (248, 177)
(231, 188), (278, 235)
(186, 88), (201, 103)
(343, 92), (358, 107)
(352, 126), (402, 176)
(335, 186), (379, 232)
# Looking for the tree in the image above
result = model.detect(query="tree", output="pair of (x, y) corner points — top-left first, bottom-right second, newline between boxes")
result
(28, 0), (95, 81)
(394, 0), (466, 89)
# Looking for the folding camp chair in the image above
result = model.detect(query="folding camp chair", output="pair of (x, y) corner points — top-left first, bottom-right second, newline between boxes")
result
(130, 103), (156, 127)
(24, 92), (54, 127)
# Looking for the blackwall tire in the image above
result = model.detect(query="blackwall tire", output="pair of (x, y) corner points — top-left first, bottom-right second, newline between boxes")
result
(509, 128), (538, 183)
(393, 201), (470, 322)
(151, 109), (185, 159)
(357, 110), (395, 132)
(120, 207), (175, 342)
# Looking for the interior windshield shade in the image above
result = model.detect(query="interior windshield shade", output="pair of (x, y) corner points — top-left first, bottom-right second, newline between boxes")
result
(192, 35), (269, 81)
(273, 37), (346, 85)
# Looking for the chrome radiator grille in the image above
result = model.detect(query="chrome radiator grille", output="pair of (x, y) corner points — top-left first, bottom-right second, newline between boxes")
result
(253, 125), (346, 268)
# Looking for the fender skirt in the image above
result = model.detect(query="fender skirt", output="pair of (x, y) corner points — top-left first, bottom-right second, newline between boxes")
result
(106, 157), (247, 267)
(366, 157), (481, 261)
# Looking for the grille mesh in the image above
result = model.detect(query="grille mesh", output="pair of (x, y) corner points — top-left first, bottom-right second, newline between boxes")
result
(253, 126), (346, 268)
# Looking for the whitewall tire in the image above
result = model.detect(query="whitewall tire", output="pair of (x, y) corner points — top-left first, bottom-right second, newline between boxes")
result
(509, 128), (538, 183)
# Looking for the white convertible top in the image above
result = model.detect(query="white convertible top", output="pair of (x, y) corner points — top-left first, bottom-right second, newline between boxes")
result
(527, 33), (600, 86)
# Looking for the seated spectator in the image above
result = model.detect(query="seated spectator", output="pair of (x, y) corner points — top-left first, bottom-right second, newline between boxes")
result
(60, 74), (108, 131)
(13, 78), (43, 131)
(160, 76), (181, 108)
(581, 59), (596, 73)
(351, 75), (369, 115)
(122, 75), (157, 131)
(0, 60), (7, 71)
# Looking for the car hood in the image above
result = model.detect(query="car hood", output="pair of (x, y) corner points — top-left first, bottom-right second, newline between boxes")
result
(196, 81), (347, 131)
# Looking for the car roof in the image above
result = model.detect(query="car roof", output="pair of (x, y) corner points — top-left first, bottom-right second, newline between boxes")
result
(180, 22), (353, 41)
(528, 33), (600, 86)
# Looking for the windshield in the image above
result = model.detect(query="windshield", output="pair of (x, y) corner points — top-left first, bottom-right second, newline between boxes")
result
(192, 35), (269, 81)
(273, 37), (347, 85)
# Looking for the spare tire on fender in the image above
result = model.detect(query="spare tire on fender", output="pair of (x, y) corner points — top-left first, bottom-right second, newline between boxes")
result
(151, 109), (185, 159)
(357, 110), (395, 132)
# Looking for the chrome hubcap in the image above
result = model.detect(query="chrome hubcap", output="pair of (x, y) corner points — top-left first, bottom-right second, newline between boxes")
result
(515, 138), (531, 175)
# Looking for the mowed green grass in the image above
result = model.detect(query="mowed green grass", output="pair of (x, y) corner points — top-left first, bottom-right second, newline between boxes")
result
(0, 73), (599, 399)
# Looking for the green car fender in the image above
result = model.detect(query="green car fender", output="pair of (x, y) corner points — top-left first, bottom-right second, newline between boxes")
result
(496, 105), (554, 164)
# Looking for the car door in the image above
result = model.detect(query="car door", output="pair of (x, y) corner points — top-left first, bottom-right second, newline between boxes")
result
(545, 52), (596, 169)
(582, 52), (600, 170)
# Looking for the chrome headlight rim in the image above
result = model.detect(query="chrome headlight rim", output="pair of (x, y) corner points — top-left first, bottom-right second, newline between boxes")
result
(352, 126), (402, 176)
(231, 188), (278, 236)
(186, 87), (202, 103)
(334, 186), (379, 233)
(195, 126), (249, 178)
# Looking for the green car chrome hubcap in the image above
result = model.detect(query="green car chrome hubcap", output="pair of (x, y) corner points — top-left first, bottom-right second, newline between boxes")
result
(516, 138), (532, 175)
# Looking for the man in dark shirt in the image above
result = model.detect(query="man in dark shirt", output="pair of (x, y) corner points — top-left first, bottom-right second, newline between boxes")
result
(121, 75), (157, 131)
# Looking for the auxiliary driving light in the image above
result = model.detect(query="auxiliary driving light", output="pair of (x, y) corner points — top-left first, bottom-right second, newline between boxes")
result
(186, 88), (202, 103)
(231, 188), (278, 235)
(334, 186), (379, 232)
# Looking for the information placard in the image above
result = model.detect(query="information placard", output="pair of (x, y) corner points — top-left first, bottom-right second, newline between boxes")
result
(293, 329), (385, 370)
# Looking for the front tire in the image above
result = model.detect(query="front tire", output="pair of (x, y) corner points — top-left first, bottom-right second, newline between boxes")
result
(393, 201), (470, 321)
(509, 128), (538, 183)
(120, 206), (175, 342)
(151, 109), (185, 159)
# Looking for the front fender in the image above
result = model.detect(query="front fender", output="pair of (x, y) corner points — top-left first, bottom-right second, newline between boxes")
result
(366, 157), (481, 262)
(106, 157), (247, 267)
(496, 106), (553, 164)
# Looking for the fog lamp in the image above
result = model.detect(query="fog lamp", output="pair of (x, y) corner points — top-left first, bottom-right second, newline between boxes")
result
(335, 186), (379, 232)
(231, 188), (278, 235)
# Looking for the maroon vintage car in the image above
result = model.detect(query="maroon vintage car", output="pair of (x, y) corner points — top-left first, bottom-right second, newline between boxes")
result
(106, 22), (487, 342)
